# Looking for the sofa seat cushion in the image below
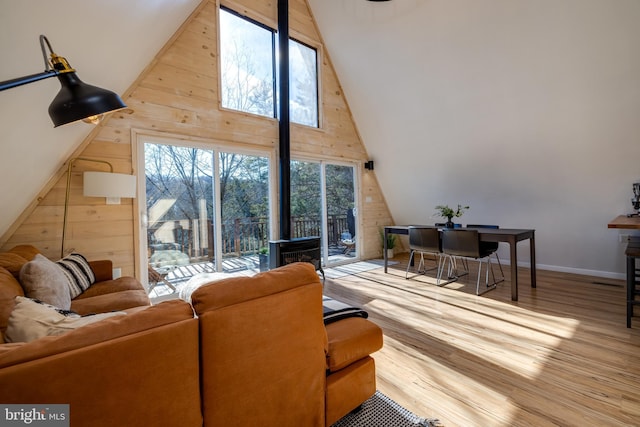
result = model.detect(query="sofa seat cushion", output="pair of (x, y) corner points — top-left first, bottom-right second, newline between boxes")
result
(71, 289), (150, 316)
(74, 277), (146, 300)
(325, 317), (383, 372)
(0, 299), (194, 368)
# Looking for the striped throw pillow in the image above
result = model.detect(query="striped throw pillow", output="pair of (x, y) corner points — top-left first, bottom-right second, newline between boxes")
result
(57, 253), (96, 299)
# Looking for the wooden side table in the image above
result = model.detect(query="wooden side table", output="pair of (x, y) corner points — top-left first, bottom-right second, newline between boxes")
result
(341, 240), (356, 256)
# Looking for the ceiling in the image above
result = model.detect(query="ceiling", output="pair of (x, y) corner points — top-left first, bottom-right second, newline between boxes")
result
(2, 0), (640, 276)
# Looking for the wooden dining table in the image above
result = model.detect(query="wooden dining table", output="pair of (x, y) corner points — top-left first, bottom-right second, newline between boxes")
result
(383, 225), (536, 301)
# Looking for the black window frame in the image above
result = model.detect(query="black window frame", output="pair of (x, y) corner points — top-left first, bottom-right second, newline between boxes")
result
(219, 6), (319, 128)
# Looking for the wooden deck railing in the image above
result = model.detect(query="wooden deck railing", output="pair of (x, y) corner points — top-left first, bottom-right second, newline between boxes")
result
(148, 214), (352, 259)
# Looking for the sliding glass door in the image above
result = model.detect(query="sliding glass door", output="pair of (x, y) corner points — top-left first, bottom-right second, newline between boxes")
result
(325, 164), (356, 261)
(140, 137), (272, 295)
(290, 159), (358, 266)
(218, 151), (270, 267)
(139, 135), (357, 295)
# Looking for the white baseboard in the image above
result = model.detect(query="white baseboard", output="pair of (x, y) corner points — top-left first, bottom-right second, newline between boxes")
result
(533, 263), (624, 281)
(395, 251), (626, 281)
(499, 259), (625, 281)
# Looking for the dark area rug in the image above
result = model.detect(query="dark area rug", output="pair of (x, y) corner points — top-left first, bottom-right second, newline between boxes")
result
(331, 391), (443, 427)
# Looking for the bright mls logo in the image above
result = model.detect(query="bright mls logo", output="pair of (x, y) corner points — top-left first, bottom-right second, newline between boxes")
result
(0, 405), (69, 426)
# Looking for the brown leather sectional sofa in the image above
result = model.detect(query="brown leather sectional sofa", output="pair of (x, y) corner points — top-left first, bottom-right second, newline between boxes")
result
(0, 246), (383, 426)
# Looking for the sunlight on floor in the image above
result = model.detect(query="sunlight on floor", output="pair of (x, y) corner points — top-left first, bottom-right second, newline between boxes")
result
(369, 296), (580, 427)
(365, 285), (579, 381)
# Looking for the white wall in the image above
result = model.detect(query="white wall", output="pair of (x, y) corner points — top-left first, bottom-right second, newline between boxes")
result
(309, 0), (640, 278)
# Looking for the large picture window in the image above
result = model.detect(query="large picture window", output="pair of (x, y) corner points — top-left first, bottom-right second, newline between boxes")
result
(219, 7), (319, 127)
(289, 39), (318, 127)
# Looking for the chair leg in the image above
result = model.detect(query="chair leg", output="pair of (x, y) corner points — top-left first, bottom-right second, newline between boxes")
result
(461, 258), (470, 274)
(443, 256), (468, 281)
(407, 250), (440, 280)
(491, 253), (505, 284)
(436, 255), (447, 286)
(446, 257), (469, 278)
(417, 252), (425, 273)
(437, 255), (452, 286)
(494, 252), (505, 281)
(437, 255), (459, 287)
(476, 257), (498, 296)
(405, 250), (415, 279)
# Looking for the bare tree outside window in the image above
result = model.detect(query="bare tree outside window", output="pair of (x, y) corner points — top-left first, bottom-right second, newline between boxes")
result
(219, 7), (319, 128)
(290, 39), (318, 127)
(220, 9), (274, 118)
(145, 143), (270, 263)
(145, 144), (213, 228)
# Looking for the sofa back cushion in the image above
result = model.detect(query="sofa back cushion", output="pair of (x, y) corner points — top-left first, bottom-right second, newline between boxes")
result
(192, 262), (327, 426)
(0, 245), (39, 279)
(0, 299), (202, 427)
(0, 299), (194, 368)
(0, 267), (24, 341)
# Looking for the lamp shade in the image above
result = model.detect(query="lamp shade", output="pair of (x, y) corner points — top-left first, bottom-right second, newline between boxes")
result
(83, 171), (136, 198)
(49, 72), (126, 127)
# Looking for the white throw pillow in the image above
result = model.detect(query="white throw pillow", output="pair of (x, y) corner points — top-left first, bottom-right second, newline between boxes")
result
(4, 296), (126, 343)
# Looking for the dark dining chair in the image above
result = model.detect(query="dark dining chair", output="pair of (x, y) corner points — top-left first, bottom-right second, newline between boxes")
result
(466, 224), (504, 279)
(439, 229), (502, 295)
(434, 222), (469, 278)
(406, 226), (442, 279)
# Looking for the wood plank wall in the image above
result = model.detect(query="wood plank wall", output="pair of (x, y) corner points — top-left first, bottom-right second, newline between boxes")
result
(0, 0), (395, 278)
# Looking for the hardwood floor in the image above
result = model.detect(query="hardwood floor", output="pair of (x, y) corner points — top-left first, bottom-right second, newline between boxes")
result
(323, 255), (640, 427)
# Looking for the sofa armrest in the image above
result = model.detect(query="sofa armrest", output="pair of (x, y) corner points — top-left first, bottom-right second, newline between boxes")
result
(89, 260), (113, 282)
(325, 317), (383, 372)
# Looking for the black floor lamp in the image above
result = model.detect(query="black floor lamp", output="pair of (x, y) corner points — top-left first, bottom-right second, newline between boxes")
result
(0, 35), (126, 127)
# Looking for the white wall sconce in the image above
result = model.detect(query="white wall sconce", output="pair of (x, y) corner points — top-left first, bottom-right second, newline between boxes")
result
(61, 157), (136, 257)
(84, 171), (136, 204)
